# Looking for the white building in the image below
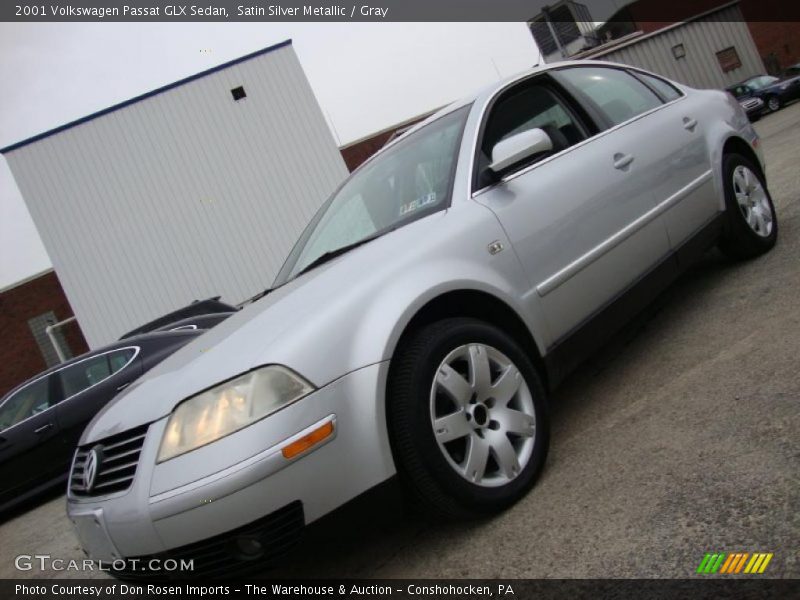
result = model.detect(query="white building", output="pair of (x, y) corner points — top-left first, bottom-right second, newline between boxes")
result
(2, 40), (348, 347)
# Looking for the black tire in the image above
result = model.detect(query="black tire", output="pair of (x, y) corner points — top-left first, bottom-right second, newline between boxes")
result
(766, 95), (781, 112)
(718, 153), (777, 260)
(387, 317), (549, 519)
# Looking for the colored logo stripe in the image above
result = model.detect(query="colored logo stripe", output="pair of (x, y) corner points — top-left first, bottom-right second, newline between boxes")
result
(697, 552), (773, 574)
(697, 553), (726, 573)
(746, 553), (773, 574)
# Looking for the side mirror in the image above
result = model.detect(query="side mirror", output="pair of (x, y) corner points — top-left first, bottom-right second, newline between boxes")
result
(489, 128), (553, 174)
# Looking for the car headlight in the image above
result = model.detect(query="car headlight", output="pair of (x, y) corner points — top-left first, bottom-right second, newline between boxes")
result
(157, 366), (314, 462)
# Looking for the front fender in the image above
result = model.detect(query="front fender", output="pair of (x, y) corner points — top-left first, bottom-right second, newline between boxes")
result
(264, 202), (545, 390)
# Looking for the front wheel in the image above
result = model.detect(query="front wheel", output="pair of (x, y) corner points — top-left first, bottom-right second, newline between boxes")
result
(718, 153), (777, 260)
(767, 95), (781, 112)
(387, 318), (549, 519)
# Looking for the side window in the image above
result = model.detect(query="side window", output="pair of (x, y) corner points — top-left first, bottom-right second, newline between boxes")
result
(634, 72), (682, 102)
(477, 81), (587, 184)
(557, 67), (663, 127)
(59, 355), (112, 398)
(0, 377), (53, 430)
(57, 349), (135, 399)
(109, 348), (136, 373)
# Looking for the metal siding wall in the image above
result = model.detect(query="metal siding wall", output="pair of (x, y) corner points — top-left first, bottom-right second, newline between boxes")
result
(595, 6), (765, 89)
(5, 46), (348, 347)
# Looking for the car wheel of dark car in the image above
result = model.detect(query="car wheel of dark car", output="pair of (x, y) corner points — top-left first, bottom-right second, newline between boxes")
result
(387, 317), (549, 519)
(718, 153), (777, 260)
(766, 95), (781, 112)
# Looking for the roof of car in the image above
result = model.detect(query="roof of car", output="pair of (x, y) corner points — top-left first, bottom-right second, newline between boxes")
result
(733, 74), (775, 86)
(380, 59), (624, 154)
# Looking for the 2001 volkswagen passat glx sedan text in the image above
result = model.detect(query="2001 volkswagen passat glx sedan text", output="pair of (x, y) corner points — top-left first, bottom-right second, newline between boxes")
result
(67, 62), (777, 577)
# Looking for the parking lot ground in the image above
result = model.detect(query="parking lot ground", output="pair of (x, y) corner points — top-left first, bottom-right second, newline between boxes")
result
(1, 103), (798, 580)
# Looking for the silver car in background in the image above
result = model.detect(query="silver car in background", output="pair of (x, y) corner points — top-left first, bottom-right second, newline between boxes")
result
(66, 61), (777, 577)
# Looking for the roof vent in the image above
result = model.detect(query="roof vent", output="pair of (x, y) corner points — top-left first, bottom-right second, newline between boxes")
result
(231, 86), (246, 101)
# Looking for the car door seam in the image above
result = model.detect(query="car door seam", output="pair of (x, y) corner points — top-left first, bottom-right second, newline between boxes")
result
(536, 169), (713, 297)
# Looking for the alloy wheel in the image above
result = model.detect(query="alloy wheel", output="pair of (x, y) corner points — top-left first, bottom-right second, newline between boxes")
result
(767, 96), (780, 112)
(733, 165), (773, 238)
(429, 343), (536, 488)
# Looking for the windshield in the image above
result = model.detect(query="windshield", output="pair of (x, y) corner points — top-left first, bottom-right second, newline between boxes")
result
(273, 105), (470, 285)
(747, 76), (779, 90)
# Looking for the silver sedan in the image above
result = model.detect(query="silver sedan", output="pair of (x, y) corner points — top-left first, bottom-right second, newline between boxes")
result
(66, 61), (776, 577)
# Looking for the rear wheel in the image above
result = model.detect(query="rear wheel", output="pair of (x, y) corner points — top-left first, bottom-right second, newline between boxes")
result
(387, 318), (549, 519)
(718, 153), (777, 259)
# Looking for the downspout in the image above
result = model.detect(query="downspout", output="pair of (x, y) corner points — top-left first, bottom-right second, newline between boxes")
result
(45, 316), (76, 363)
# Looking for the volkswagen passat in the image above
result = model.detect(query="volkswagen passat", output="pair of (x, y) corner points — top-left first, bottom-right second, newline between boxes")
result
(67, 62), (777, 577)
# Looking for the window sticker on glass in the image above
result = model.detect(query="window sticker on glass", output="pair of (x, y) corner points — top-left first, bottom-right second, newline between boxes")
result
(400, 192), (437, 216)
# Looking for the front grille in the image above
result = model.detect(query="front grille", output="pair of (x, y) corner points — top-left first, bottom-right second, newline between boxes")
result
(741, 98), (761, 110)
(70, 424), (149, 497)
(109, 501), (305, 580)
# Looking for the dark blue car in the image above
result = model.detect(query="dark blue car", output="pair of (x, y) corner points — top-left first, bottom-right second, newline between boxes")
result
(727, 74), (800, 113)
(0, 309), (235, 512)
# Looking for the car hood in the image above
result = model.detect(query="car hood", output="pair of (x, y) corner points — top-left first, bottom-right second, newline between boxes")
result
(82, 212), (451, 442)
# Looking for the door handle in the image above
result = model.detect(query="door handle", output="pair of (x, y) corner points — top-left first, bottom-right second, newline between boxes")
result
(613, 153), (635, 170)
(116, 382), (131, 392)
(683, 117), (698, 131)
(34, 423), (54, 435)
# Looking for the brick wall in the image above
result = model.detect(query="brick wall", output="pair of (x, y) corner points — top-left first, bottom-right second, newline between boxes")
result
(340, 130), (399, 172)
(0, 270), (88, 398)
(746, 22), (800, 74)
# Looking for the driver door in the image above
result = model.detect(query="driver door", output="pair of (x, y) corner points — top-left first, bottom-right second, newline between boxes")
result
(0, 374), (64, 506)
(473, 71), (672, 350)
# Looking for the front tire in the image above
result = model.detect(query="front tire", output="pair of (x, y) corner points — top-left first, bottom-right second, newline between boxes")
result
(767, 95), (781, 112)
(718, 153), (777, 260)
(387, 318), (549, 519)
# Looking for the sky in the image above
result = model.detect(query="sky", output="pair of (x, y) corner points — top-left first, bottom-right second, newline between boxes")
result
(0, 22), (540, 290)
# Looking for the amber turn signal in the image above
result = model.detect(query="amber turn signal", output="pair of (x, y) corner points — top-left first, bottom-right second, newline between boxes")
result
(281, 421), (334, 459)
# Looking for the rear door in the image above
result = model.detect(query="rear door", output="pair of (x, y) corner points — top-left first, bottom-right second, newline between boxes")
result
(473, 69), (671, 349)
(554, 66), (717, 252)
(0, 374), (64, 505)
(630, 69), (718, 247)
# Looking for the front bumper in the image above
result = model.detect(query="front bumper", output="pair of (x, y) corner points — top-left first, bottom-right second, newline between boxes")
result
(67, 361), (395, 566)
(108, 501), (306, 579)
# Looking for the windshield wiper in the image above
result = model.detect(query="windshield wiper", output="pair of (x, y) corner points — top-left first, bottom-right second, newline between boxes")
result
(295, 232), (386, 279)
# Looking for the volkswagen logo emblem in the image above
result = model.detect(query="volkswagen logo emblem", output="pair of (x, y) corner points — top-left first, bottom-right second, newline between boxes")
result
(83, 445), (104, 492)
